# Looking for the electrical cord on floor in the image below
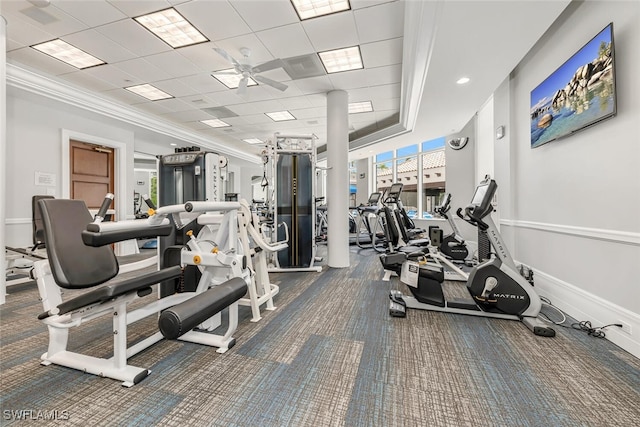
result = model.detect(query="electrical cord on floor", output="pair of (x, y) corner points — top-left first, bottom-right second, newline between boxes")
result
(538, 296), (622, 338)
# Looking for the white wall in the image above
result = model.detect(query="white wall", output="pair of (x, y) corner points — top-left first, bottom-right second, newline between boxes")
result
(502, 0), (640, 356)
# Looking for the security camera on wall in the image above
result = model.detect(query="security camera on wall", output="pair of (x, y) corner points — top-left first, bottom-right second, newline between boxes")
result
(447, 137), (469, 150)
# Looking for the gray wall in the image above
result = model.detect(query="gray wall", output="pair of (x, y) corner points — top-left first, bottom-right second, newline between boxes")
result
(501, 1), (639, 355)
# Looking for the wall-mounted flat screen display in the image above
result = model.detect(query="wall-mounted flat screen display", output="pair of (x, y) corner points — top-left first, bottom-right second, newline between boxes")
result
(530, 23), (616, 148)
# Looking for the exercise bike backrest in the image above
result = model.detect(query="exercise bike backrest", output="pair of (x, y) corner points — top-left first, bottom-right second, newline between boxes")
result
(456, 178), (498, 231)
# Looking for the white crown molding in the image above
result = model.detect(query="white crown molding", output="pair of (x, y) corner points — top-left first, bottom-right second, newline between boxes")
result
(6, 64), (261, 165)
(5, 218), (31, 225)
(501, 219), (640, 246)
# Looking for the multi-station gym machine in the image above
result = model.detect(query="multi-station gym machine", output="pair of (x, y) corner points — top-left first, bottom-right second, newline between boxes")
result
(264, 133), (322, 272)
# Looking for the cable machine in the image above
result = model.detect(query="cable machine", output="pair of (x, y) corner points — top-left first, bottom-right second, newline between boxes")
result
(267, 133), (322, 272)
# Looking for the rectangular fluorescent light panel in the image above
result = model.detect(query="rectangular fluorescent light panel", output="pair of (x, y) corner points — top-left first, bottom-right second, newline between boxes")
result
(291, 0), (351, 20)
(212, 69), (258, 89)
(31, 39), (105, 69)
(134, 8), (208, 48)
(201, 119), (231, 128)
(265, 111), (296, 121)
(318, 46), (363, 73)
(348, 101), (373, 114)
(125, 83), (173, 101)
(243, 138), (264, 145)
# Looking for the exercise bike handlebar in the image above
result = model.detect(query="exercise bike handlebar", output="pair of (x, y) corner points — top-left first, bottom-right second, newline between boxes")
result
(93, 193), (114, 223)
(456, 206), (490, 231)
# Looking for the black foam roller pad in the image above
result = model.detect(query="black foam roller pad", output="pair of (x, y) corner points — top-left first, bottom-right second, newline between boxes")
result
(158, 278), (248, 340)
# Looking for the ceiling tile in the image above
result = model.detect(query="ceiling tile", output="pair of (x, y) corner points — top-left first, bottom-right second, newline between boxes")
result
(373, 97), (400, 111)
(354, 1), (404, 44)
(214, 34), (273, 66)
(345, 87), (372, 102)
(229, 0), (299, 32)
(113, 57), (172, 82)
(6, 39), (24, 51)
(365, 64), (401, 86)
(205, 90), (248, 106)
(242, 113), (274, 125)
(242, 85), (284, 102)
(349, 111), (377, 123)
(64, 29), (137, 64)
(153, 97), (194, 113)
(350, 0), (394, 10)
(145, 51), (202, 78)
(7, 47), (79, 76)
(302, 11), (359, 52)
(107, 0), (172, 17)
(293, 75), (334, 95)
(368, 83), (400, 100)
(176, 0), (252, 41)
(289, 106), (325, 120)
(3, 13), (57, 47)
(54, 1), (127, 27)
(178, 42), (229, 72)
(82, 63), (141, 87)
(96, 19), (172, 57)
(305, 93), (328, 107)
(152, 79), (200, 98)
(131, 100), (174, 115)
(360, 37), (403, 68)
(16, 4), (88, 36)
(102, 87), (152, 104)
(230, 100), (284, 116)
(328, 69), (369, 90)
(278, 96), (313, 110)
(58, 70), (117, 92)
(179, 94), (223, 109)
(181, 73), (228, 94)
(257, 24), (315, 59)
(160, 109), (214, 122)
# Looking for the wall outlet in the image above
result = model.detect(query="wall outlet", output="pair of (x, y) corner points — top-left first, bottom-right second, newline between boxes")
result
(618, 320), (632, 335)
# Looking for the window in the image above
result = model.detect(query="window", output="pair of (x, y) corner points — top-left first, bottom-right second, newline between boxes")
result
(370, 138), (446, 219)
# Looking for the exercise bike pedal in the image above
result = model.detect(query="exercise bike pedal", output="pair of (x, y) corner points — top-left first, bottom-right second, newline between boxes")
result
(389, 290), (407, 318)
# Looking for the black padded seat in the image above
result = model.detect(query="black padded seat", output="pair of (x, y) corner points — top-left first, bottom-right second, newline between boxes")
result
(32, 195), (54, 251)
(37, 198), (182, 319)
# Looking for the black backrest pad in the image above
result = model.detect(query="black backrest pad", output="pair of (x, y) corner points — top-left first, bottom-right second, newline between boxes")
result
(32, 195), (54, 246)
(39, 199), (119, 289)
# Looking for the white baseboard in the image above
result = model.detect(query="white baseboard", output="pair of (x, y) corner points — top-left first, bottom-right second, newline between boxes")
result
(528, 265), (640, 359)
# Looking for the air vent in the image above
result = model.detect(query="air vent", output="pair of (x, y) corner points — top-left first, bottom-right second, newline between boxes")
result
(21, 6), (58, 25)
(307, 120), (319, 125)
(201, 106), (238, 118)
(223, 128), (235, 133)
(281, 53), (326, 80)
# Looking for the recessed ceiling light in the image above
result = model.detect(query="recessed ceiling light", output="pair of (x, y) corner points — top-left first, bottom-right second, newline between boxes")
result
(456, 77), (470, 85)
(348, 101), (373, 114)
(265, 111), (296, 122)
(212, 69), (258, 89)
(134, 8), (208, 49)
(31, 39), (105, 69)
(170, 143), (177, 146)
(125, 83), (174, 101)
(201, 119), (231, 128)
(318, 46), (363, 74)
(290, 0), (351, 20)
(243, 138), (264, 145)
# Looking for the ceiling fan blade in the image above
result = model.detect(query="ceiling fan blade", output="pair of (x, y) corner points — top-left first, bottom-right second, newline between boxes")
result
(237, 77), (249, 95)
(254, 75), (288, 92)
(252, 58), (285, 74)
(213, 47), (241, 67)
(212, 70), (239, 76)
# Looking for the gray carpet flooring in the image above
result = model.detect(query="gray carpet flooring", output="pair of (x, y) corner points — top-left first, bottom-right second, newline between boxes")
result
(1, 245), (639, 426)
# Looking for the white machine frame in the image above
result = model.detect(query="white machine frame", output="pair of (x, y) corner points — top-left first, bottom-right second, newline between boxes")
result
(34, 202), (245, 387)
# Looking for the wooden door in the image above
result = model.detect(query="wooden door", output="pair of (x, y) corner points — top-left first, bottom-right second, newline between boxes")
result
(70, 140), (115, 212)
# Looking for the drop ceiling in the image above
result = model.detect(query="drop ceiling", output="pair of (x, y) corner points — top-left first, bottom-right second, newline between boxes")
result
(2, 0), (571, 163)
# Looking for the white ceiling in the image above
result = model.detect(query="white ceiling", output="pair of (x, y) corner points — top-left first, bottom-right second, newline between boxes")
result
(2, 0), (570, 162)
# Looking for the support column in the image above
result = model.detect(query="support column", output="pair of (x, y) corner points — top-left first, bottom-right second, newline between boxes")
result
(326, 90), (349, 268)
(1, 16), (7, 304)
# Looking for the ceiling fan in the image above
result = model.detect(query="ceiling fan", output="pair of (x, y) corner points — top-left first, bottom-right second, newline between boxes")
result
(213, 47), (288, 95)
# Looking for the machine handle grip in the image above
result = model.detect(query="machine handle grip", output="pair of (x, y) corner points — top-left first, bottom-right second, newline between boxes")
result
(142, 194), (157, 210)
(94, 193), (114, 223)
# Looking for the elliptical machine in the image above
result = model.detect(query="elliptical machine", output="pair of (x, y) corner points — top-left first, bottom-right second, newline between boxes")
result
(389, 178), (555, 337)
